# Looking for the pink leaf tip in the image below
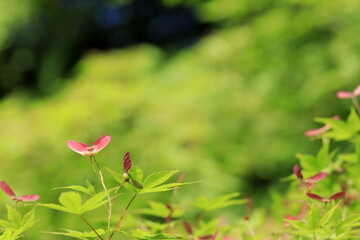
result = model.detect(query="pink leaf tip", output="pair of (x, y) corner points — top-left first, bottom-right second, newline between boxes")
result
(337, 85), (360, 99)
(305, 115), (339, 138)
(0, 181), (15, 198)
(336, 91), (353, 99)
(330, 192), (345, 200)
(354, 85), (360, 96)
(93, 135), (111, 152)
(66, 140), (89, 156)
(307, 192), (325, 202)
(17, 194), (40, 202)
(306, 172), (327, 183)
(305, 125), (330, 137)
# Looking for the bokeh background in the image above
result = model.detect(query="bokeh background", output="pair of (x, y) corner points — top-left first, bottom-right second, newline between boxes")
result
(0, 0), (359, 238)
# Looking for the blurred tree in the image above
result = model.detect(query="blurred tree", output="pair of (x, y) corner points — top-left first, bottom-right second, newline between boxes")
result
(0, 0), (210, 96)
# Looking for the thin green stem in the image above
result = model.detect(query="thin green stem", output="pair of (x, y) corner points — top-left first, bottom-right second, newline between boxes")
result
(194, 211), (204, 227)
(89, 156), (110, 213)
(111, 180), (127, 207)
(115, 180), (127, 194)
(246, 221), (256, 240)
(109, 193), (138, 240)
(325, 229), (335, 240)
(91, 156), (112, 240)
(80, 215), (104, 240)
(172, 176), (191, 221)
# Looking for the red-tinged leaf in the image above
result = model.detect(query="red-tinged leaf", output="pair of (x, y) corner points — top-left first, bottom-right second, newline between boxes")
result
(93, 135), (111, 152)
(330, 192), (345, 200)
(336, 91), (353, 99)
(183, 221), (193, 235)
(307, 192), (324, 202)
(293, 165), (303, 181)
(165, 204), (174, 222)
(284, 215), (296, 227)
(123, 152), (132, 172)
(284, 202), (308, 227)
(17, 194), (40, 202)
(212, 229), (219, 240)
(198, 235), (213, 240)
(0, 181), (15, 198)
(66, 140), (89, 155)
(306, 172), (327, 183)
(298, 203), (308, 218)
(285, 215), (297, 221)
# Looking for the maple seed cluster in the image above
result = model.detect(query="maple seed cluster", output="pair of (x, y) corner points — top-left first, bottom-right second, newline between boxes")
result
(66, 135), (143, 189)
(66, 135), (111, 156)
(293, 165), (345, 201)
(284, 165), (346, 227)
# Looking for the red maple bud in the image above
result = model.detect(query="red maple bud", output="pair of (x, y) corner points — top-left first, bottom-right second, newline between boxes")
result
(120, 152), (143, 189)
(123, 152), (132, 173)
(293, 165), (303, 181)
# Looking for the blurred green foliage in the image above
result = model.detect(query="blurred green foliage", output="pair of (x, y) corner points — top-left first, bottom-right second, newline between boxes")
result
(0, 0), (360, 238)
(0, 0), (33, 49)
